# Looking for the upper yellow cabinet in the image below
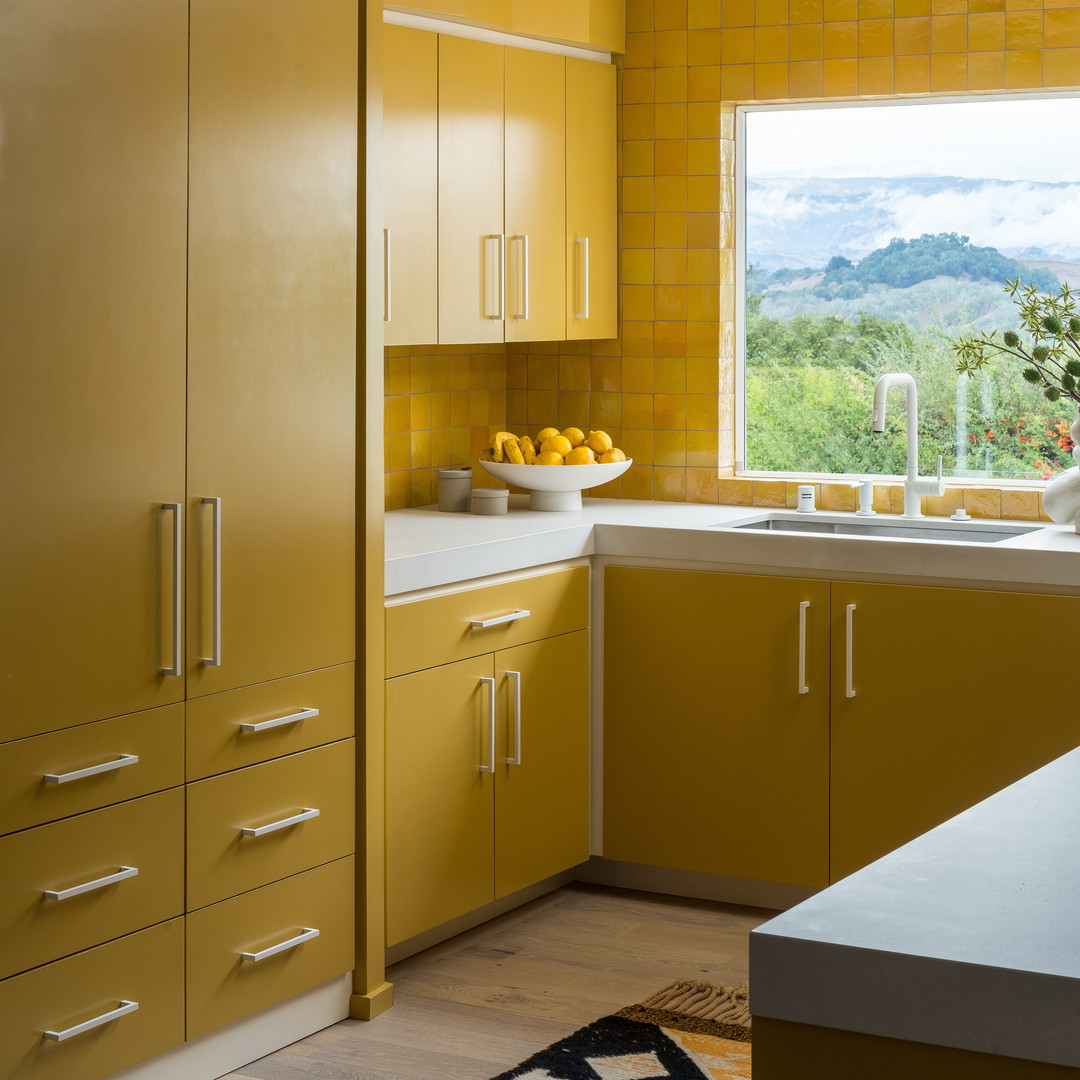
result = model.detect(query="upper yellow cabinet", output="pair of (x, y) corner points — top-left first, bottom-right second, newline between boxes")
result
(384, 1), (625, 53)
(384, 25), (439, 347)
(383, 28), (617, 345)
(187, 0), (357, 698)
(0, 0), (188, 742)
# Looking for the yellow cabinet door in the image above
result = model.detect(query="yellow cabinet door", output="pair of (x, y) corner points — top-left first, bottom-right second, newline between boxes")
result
(604, 567), (830, 888)
(187, 0), (357, 697)
(383, 25), (439, 347)
(495, 630), (590, 898)
(385, 655), (496, 946)
(504, 49), (566, 343)
(830, 583), (1080, 881)
(566, 58), (618, 340)
(0, 0), (187, 741)
(438, 36), (505, 345)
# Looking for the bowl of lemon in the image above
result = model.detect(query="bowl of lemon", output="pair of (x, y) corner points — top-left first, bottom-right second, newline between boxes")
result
(478, 427), (632, 511)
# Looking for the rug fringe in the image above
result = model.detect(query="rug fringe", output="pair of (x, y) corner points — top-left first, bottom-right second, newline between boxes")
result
(636, 979), (751, 1028)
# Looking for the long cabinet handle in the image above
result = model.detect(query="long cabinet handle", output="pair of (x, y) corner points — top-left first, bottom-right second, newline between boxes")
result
(845, 603), (857, 699)
(161, 502), (182, 676)
(241, 927), (320, 963)
(240, 707), (320, 733)
(44, 866), (139, 902)
(44, 1000), (139, 1042)
(478, 676), (496, 774)
(202, 496), (222, 667)
(470, 609), (531, 630)
(484, 234), (505, 319)
(506, 670), (522, 765)
(798, 600), (810, 695)
(511, 234), (529, 319)
(44, 754), (140, 785)
(383, 227), (392, 322)
(575, 236), (590, 319)
(241, 807), (320, 838)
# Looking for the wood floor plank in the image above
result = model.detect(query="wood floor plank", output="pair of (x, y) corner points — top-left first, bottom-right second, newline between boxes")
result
(223, 883), (774, 1080)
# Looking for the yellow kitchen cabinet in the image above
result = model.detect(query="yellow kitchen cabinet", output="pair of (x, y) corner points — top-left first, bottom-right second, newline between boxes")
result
(511, 0), (589, 47)
(830, 582), (1080, 880)
(604, 567), (831, 889)
(385, 568), (590, 946)
(504, 48), (567, 343)
(589, 0), (626, 54)
(0, 0), (188, 741)
(566, 57), (618, 340)
(384, 25), (439, 346)
(187, 0), (356, 698)
(438, 35), (506, 345)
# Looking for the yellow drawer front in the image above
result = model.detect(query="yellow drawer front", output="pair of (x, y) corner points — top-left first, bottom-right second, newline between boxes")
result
(0, 789), (184, 980)
(186, 739), (355, 910)
(185, 855), (354, 1038)
(0, 704), (184, 834)
(385, 566), (589, 677)
(186, 663), (354, 780)
(0, 918), (184, 1080)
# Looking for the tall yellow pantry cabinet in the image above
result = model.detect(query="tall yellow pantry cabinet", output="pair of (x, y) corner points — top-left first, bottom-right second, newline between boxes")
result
(0, 3), (358, 1079)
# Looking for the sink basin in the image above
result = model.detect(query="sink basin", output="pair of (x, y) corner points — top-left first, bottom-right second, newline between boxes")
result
(709, 511), (1042, 544)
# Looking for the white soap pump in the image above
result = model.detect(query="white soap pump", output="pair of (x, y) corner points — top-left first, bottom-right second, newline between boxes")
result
(850, 479), (876, 516)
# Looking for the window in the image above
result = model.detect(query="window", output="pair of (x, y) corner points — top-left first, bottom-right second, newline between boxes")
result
(739, 95), (1080, 482)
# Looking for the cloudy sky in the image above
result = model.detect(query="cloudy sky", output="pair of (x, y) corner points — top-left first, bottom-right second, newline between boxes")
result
(746, 96), (1080, 257)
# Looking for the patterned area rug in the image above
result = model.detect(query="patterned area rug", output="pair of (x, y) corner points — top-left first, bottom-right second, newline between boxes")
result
(488, 980), (752, 1079)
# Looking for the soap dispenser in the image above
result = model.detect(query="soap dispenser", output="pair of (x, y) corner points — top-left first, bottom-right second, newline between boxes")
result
(850, 479), (876, 516)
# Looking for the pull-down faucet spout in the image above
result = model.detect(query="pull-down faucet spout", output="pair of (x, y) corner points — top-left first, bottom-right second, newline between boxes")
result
(871, 372), (944, 518)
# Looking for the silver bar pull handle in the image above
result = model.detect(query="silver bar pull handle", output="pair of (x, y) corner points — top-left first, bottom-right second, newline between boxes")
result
(798, 600), (810, 695)
(162, 502), (182, 676)
(845, 603), (857, 699)
(479, 676), (496, 774)
(240, 707), (320, 733)
(44, 1000), (139, 1042)
(511, 234), (529, 319)
(241, 807), (320, 838)
(44, 754), (140, 785)
(383, 227), (392, 322)
(241, 927), (320, 963)
(506, 670), (522, 765)
(202, 496), (222, 667)
(484, 235), (505, 319)
(575, 236), (590, 319)
(44, 866), (139, 902)
(470, 609), (531, 630)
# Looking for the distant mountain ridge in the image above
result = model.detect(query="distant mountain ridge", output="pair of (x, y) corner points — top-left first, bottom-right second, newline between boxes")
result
(747, 175), (1080, 271)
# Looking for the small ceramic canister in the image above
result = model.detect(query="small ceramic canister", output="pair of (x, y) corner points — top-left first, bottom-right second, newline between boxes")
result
(437, 466), (472, 512)
(472, 488), (509, 516)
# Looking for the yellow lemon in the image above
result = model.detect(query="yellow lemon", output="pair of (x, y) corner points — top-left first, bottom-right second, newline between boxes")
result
(535, 450), (565, 465)
(540, 434), (572, 457)
(565, 445), (596, 465)
(562, 426), (586, 448)
(599, 448), (627, 464)
(536, 426), (560, 444)
(587, 429), (613, 454)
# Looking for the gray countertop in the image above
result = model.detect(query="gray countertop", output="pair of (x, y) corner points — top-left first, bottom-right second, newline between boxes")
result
(751, 745), (1080, 1067)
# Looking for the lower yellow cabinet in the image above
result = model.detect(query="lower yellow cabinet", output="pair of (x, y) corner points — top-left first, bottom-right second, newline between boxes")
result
(185, 855), (355, 1039)
(385, 628), (589, 946)
(0, 918), (185, 1080)
(0, 789), (184, 979)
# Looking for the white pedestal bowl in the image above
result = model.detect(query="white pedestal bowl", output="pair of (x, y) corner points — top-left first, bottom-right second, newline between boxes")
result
(477, 458), (633, 511)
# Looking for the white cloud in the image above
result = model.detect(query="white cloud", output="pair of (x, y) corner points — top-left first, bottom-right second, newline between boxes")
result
(745, 182), (813, 224)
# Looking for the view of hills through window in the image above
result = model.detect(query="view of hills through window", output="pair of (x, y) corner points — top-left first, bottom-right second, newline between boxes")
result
(742, 96), (1080, 481)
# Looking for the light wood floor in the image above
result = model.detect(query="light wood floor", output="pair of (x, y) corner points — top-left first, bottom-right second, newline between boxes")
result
(228, 883), (774, 1080)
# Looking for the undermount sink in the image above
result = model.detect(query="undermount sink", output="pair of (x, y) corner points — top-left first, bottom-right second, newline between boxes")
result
(708, 511), (1042, 544)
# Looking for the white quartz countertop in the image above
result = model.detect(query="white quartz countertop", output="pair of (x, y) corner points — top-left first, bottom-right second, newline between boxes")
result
(385, 496), (1080, 596)
(750, 744), (1080, 1068)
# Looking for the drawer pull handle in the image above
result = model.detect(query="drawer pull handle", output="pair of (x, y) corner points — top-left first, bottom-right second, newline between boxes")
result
(44, 754), (139, 785)
(479, 677), (496, 774)
(240, 707), (320, 733)
(241, 927), (320, 963)
(241, 807), (320, 838)
(845, 603), (857, 699)
(44, 1000), (139, 1042)
(470, 609), (531, 630)
(506, 670), (522, 765)
(44, 865), (139, 902)
(798, 601), (810, 695)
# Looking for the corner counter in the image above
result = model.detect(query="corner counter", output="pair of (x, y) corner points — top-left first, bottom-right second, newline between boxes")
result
(750, 744), (1080, 1076)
